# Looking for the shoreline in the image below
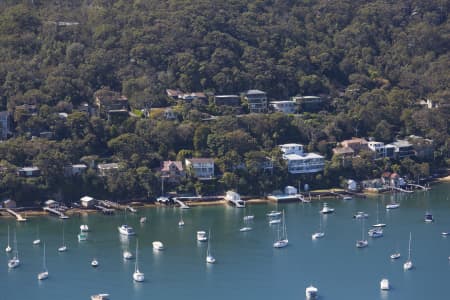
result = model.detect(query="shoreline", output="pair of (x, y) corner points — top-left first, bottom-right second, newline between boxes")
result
(1, 180), (448, 218)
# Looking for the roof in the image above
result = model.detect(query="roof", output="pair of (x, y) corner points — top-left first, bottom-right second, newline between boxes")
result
(341, 138), (368, 145)
(161, 161), (183, 172)
(391, 140), (412, 147)
(284, 152), (324, 160)
(186, 158), (214, 164)
(246, 89), (266, 95)
(279, 143), (304, 147)
(270, 100), (295, 104)
(19, 167), (40, 172)
(71, 164), (87, 168)
(333, 147), (355, 155)
(97, 163), (120, 169)
(80, 196), (94, 202)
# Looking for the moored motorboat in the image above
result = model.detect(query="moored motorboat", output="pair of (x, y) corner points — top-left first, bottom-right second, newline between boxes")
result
(91, 293), (110, 300)
(91, 258), (99, 267)
(305, 285), (318, 299)
(139, 217), (147, 224)
(152, 241), (165, 250)
(197, 231), (208, 242)
(266, 211), (282, 217)
(80, 224), (89, 232)
(320, 202), (335, 214)
(390, 252), (401, 259)
(424, 212), (434, 223)
(269, 218), (281, 225)
(442, 232), (449, 237)
(123, 250), (133, 260)
(118, 225), (135, 236)
(368, 227), (383, 238)
(78, 231), (88, 242)
(380, 278), (390, 290)
(386, 203), (400, 209)
(312, 232), (325, 239)
(353, 211), (368, 219)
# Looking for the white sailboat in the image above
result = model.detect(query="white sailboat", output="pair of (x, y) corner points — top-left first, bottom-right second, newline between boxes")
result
(403, 232), (413, 270)
(273, 210), (288, 248)
(356, 218), (368, 248)
(38, 243), (49, 280)
(33, 225), (41, 245)
(206, 229), (216, 264)
(5, 225), (12, 253)
(240, 208), (253, 232)
(372, 200), (386, 227)
(305, 285), (318, 299)
(312, 214), (325, 239)
(58, 225), (67, 252)
(8, 231), (20, 269)
(133, 240), (144, 282)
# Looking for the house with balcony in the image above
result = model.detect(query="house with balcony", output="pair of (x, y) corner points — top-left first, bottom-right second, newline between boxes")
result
(214, 95), (241, 107)
(185, 158), (215, 180)
(340, 138), (369, 154)
(390, 140), (415, 160)
(269, 100), (296, 114)
(94, 89), (129, 121)
(97, 163), (120, 177)
(292, 95), (325, 111)
(17, 167), (41, 177)
(161, 160), (185, 183)
(279, 143), (325, 174)
(64, 164), (88, 176)
(367, 141), (395, 159)
(245, 90), (268, 113)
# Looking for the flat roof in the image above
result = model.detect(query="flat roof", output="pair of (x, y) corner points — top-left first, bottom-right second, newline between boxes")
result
(284, 153), (324, 160)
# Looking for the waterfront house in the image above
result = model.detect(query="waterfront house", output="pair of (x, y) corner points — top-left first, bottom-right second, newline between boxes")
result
(367, 141), (395, 159)
(390, 140), (415, 160)
(0, 111), (11, 140)
(80, 196), (96, 208)
(185, 158), (215, 180)
(97, 163), (120, 177)
(64, 164), (88, 176)
(17, 167), (41, 177)
(214, 95), (241, 107)
(161, 160), (185, 183)
(408, 135), (434, 159)
(340, 138), (369, 154)
(245, 89), (268, 113)
(94, 89), (129, 121)
(279, 143), (325, 174)
(269, 100), (297, 114)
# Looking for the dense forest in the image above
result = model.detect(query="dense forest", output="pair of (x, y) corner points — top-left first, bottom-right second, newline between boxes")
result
(0, 0), (448, 205)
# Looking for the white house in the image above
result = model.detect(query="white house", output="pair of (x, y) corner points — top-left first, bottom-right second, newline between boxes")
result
(245, 89), (268, 113)
(97, 163), (120, 176)
(185, 158), (214, 180)
(270, 100), (296, 114)
(80, 196), (96, 208)
(279, 143), (325, 174)
(367, 141), (395, 159)
(64, 164), (87, 176)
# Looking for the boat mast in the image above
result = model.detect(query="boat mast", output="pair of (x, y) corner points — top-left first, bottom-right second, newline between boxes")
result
(135, 239), (139, 273)
(407, 232), (412, 261)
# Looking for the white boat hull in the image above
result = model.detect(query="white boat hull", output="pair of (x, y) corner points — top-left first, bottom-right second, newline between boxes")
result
(312, 232), (325, 239)
(133, 271), (145, 282)
(305, 286), (318, 299)
(206, 255), (216, 264)
(273, 239), (289, 248)
(8, 258), (20, 269)
(38, 271), (49, 280)
(380, 279), (390, 290)
(239, 227), (252, 232)
(403, 260), (413, 270)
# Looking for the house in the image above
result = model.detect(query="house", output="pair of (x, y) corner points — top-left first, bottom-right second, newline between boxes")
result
(94, 89), (129, 120)
(332, 147), (355, 158)
(80, 196), (96, 208)
(269, 101), (297, 114)
(292, 95), (324, 111)
(161, 161), (185, 183)
(419, 98), (440, 109)
(340, 138), (369, 154)
(279, 143), (325, 174)
(64, 164), (87, 176)
(97, 163), (120, 176)
(408, 135), (434, 159)
(17, 167), (41, 177)
(166, 89), (183, 99)
(214, 95), (241, 107)
(367, 141), (395, 159)
(245, 89), (268, 113)
(185, 158), (215, 180)
(0, 111), (11, 140)
(3, 199), (16, 209)
(390, 140), (415, 160)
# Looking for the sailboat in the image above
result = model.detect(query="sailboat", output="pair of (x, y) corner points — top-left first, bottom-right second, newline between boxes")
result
(273, 210), (288, 248)
(312, 214), (325, 239)
(372, 200), (386, 227)
(206, 229), (216, 264)
(356, 218), (368, 248)
(133, 239), (144, 282)
(156, 176), (170, 204)
(8, 231), (20, 269)
(58, 224), (67, 252)
(38, 243), (49, 280)
(403, 232), (413, 270)
(240, 207), (253, 232)
(33, 225), (41, 245)
(178, 210), (185, 227)
(5, 225), (12, 253)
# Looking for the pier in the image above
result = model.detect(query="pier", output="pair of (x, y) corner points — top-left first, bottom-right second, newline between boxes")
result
(173, 198), (190, 209)
(43, 206), (69, 219)
(5, 209), (27, 222)
(406, 183), (430, 191)
(94, 205), (115, 214)
(391, 186), (414, 193)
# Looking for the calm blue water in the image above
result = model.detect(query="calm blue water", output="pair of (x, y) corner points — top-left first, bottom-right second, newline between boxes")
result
(1, 183), (450, 299)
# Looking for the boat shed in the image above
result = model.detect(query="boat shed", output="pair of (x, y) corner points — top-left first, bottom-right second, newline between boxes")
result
(80, 196), (96, 208)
